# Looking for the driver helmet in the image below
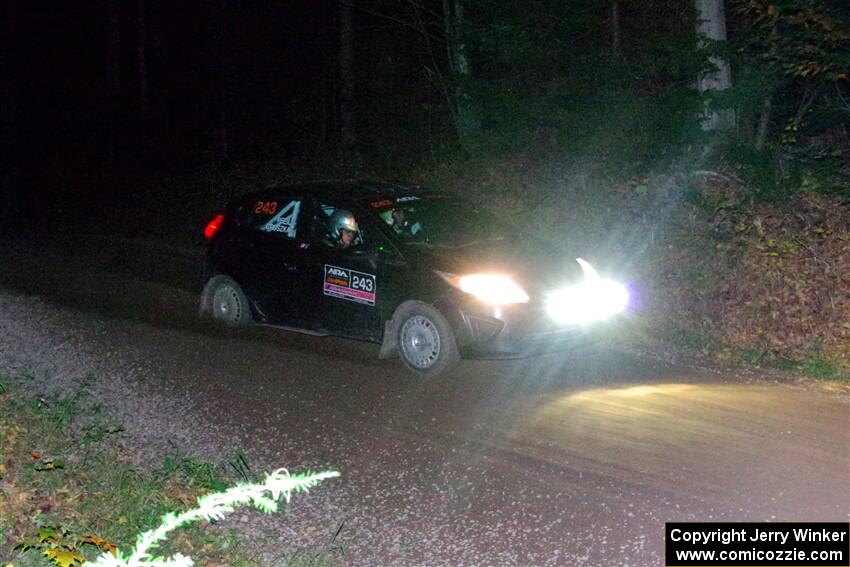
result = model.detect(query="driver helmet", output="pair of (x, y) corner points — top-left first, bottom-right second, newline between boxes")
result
(328, 209), (358, 242)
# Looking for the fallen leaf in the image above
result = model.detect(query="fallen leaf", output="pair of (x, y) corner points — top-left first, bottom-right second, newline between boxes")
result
(38, 527), (60, 543)
(43, 548), (84, 567)
(79, 535), (117, 555)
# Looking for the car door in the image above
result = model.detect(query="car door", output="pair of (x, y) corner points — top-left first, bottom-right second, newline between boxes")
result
(298, 201), (405, 340)
(237, 195), (314, 326)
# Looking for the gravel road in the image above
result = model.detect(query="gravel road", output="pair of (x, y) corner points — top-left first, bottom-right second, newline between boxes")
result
(1, 235), (848, 566)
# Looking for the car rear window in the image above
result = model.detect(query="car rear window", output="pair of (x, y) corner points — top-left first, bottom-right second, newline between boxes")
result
(233, 196), (303, 239)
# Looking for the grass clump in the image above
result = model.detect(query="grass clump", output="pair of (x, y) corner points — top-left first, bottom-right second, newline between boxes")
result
(0, 373), (341, 567)
(782, 353), (847, 383)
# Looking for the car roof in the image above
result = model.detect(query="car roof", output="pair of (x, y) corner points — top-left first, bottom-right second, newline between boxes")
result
(240, 179), (448, 204)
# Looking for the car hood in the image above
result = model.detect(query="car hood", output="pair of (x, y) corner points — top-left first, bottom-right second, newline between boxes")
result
(402, 238), (585, 295)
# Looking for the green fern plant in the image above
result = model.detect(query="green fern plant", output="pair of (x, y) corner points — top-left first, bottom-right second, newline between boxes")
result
(89, 468), (340, 567)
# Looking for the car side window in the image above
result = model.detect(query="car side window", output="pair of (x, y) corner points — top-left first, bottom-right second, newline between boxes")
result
(358, 218), (397, 253)
(238, 198), (302, 239)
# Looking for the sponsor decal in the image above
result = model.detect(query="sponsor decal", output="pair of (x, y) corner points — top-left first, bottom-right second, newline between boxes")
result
(370, 198), (394, 208)
(323, 264), (376, 306)
(260, 200), (300, 238)
(396, 195), (420, 202)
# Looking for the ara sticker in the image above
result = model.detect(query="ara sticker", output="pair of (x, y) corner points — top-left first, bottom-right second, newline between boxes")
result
(323, 264), (376, 306)
(261, 200), (300, 238)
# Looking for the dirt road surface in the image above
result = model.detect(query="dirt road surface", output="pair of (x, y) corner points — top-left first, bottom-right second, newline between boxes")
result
(1, 235), (848, 566)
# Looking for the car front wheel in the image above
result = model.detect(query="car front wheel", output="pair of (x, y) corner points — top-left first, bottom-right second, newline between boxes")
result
(202, 275), (253, 326)
(395, 302), (460, 377)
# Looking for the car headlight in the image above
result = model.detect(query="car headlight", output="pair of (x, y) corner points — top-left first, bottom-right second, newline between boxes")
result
(438, 272), (530, 305)
(545, 258), (629, 325)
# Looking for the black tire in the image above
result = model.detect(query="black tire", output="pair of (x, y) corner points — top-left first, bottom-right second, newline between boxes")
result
(394, 302), (460, 377)
(201, 275), (253, 326)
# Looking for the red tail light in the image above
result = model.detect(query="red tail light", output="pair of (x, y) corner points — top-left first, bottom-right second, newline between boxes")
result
(204, 213), (225, 240)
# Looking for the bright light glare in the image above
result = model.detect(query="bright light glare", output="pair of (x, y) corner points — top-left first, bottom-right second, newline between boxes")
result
(441, 273), (530, 305)
(545, 258), (629, 325)
(459, 274), (530, 305)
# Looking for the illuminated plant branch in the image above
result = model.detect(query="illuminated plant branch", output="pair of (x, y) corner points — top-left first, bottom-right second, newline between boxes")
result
(90, 468), (340, 567)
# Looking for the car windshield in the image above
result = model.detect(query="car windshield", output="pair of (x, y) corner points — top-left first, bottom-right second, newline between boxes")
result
(370, 196), (507, 248)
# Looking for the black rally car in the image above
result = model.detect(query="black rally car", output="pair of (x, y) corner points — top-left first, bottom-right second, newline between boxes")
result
(200, 180), (629, 376)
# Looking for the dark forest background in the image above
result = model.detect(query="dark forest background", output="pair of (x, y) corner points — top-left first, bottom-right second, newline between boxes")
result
(1, 0), (849, 376)
(2, 0), (848, 214)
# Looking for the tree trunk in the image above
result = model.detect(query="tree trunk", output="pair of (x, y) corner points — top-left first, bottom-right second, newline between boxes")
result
(442, 0), (481, 151)
(209, 0), (233, 162)
(611, 2), (621, 60)
(450, 1), (471, 76)
(149, 4), (167, 131)
(339, 0), (356, 150)
(754, 95), (772, 150)
(137, 0), (149, 115)
(105, 0), (121, 99)
(753, 22), (779, 149)
(0, 0), (19, 225)
(695, 0), (734, 130)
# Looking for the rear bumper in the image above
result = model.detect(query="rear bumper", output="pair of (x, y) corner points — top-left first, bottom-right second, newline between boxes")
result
(438, 295), (611, 359)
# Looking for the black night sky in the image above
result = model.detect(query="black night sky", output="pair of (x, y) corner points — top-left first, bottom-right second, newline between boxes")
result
(4, 2), (439, 214)
(2, 0), (848, 223)
(7, 2), (341, 184)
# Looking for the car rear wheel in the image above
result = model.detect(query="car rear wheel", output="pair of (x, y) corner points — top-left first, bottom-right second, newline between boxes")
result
(395, 302), (460, 377)
(202, 276), (253, 326)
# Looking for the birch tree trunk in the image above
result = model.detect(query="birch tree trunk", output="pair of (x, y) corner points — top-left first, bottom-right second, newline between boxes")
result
(447, 0), (471, 76)
(611, 2), (621, 60)
(443, 0), (481, 151)
(339, 0), (356, 149)
(695, 0), (734, 130)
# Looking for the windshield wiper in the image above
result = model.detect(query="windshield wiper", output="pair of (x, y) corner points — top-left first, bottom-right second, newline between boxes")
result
(404, 236), (505, 249)
(450, 236), (506, 248)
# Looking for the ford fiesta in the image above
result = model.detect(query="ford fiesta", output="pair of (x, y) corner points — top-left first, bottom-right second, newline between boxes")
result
(200, 180), (629, 376)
